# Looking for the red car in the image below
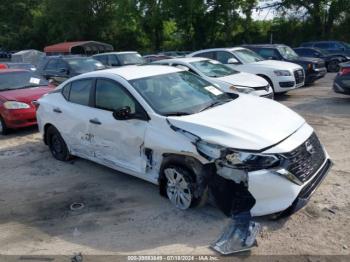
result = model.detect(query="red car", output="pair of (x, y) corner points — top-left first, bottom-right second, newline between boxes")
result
(0, 69), (54, 135)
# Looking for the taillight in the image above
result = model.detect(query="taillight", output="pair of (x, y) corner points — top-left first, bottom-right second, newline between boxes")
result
(32, 100), (40, 110)
(0, 64), (8, 69)
(340, 67), (350, 76)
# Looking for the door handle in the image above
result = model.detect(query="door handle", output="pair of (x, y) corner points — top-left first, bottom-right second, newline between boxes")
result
(89, 118), (101, 125)
(53, 107), (62, 113)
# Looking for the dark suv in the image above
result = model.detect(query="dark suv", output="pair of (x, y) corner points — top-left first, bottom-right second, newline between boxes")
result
(244, 44), (327, 84)
(300, 41), (350, 57)
(37, 56), (105, 84)
(294, 47), (349, 72)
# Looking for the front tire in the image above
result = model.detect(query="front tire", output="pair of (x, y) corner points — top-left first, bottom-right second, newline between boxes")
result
(0, 116), (9, 135)
(47, 126), (71, 161)
(164, 165), (199, 210)
(327, 60), (340, 72)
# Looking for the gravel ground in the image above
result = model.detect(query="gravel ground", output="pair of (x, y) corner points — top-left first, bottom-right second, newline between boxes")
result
(0, 73), (349, 257)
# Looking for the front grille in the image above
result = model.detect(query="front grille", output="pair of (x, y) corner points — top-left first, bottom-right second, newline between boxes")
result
(298, 159), (332, 199)
(279, 81), (295, 88)
(294, 69), (305, 84)
(282, 133), (326, 183)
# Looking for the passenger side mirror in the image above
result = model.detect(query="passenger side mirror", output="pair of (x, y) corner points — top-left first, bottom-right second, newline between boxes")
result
(227, 58), (239, 64)
(113, 106), (131, 120)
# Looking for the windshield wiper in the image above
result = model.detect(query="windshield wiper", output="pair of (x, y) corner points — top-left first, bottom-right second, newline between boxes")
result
(200, 99), (231, 112)
(164, 112), (191, 116)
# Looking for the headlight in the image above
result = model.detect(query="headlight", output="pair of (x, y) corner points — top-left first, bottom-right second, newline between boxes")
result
(225, 151), (280, 171)
(274, 70), (291, 76)
(235, 86), (255, 94)
(346, 56), (350, 60)
(3, 101), (30, 109)
(196, 141), (225, 159)
(196, 141), (280, 170)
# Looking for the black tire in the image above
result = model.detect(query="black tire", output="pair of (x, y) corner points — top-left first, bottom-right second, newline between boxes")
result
(327, 60), (340, 73)
(0, 116), (9, 135)
(163, 165), (203, 209)
(46, 126), (71, 161)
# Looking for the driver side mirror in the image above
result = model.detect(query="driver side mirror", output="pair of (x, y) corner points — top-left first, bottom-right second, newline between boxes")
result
(113, 106), (132, 120)
(112, 106), (149, 121)
(227, 58), (239, 64)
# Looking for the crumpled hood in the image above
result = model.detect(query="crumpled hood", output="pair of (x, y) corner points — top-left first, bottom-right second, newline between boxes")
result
(168, 95), (305, 151)
(0, 86), (53, 103)
(216, 72), (268, 88)
(252, 60), (302, 70)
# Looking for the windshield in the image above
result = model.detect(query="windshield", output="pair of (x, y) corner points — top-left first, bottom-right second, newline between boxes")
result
(0, 71), (48, 91)
(130, 71), (233, 116)
(277, 46), (299, 60)
(233, 49), (264, 63)
(66, 58), (105, 74)
(190, 60), (238, 77)
(117, 53), (144, 66)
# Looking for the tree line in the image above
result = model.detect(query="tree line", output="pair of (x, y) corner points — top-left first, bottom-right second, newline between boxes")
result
(0, 0), (349, 53)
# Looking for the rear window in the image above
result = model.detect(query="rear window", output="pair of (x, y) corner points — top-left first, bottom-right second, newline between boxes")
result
(69, 79), (92, 106)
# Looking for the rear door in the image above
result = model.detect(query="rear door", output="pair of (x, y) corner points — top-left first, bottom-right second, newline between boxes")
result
(56, 78), (96, 158)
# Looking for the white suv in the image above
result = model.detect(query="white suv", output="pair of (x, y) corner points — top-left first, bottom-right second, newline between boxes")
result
(189, 47), (305, 93)
(37, 65), (331, 217)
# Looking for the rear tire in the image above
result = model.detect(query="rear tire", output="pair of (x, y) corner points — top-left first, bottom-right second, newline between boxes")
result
(0, 116), (9, 135)
(47, 126), (71, 161)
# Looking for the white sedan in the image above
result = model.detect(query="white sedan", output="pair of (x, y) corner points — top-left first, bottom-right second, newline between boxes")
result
(189, 47), (305, 93)
(37, 65), (331, 217)
(153, 57), (273, 99)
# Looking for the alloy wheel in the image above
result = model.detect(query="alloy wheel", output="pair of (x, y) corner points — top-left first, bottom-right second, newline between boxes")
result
(164, 167), (192, 209)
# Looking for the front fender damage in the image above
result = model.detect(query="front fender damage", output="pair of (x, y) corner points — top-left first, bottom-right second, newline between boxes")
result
(168, 122), (261, 255)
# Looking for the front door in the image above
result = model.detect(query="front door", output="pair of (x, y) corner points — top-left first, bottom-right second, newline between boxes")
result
(88, 78), (148, 174)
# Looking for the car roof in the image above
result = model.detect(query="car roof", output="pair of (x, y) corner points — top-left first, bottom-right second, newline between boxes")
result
(93, 51), (138, 56)
(191, 47), (247, 54)
(156, 57), (209, 63)
(82, 65), (183, 80)
(244, 44), (286, 48)
(0, 69), (28, 73)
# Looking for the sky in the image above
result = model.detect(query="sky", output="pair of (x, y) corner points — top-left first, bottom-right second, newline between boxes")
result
(251, 0), (278, 21)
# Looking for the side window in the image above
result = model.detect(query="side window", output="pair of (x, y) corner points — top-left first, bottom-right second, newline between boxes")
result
(315, 43), (330, 49)
(216, 51), (234, 64)
(193, 52), (215, 59)
(45, 59), (58, 70)
(95, 55), (108, 65)
(69, 79), (92, 106)
(62, 83), (71, 100)
(257, 48), (276, 59)
(95, 79), (136, 113)
(108, 55), (120, 66)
